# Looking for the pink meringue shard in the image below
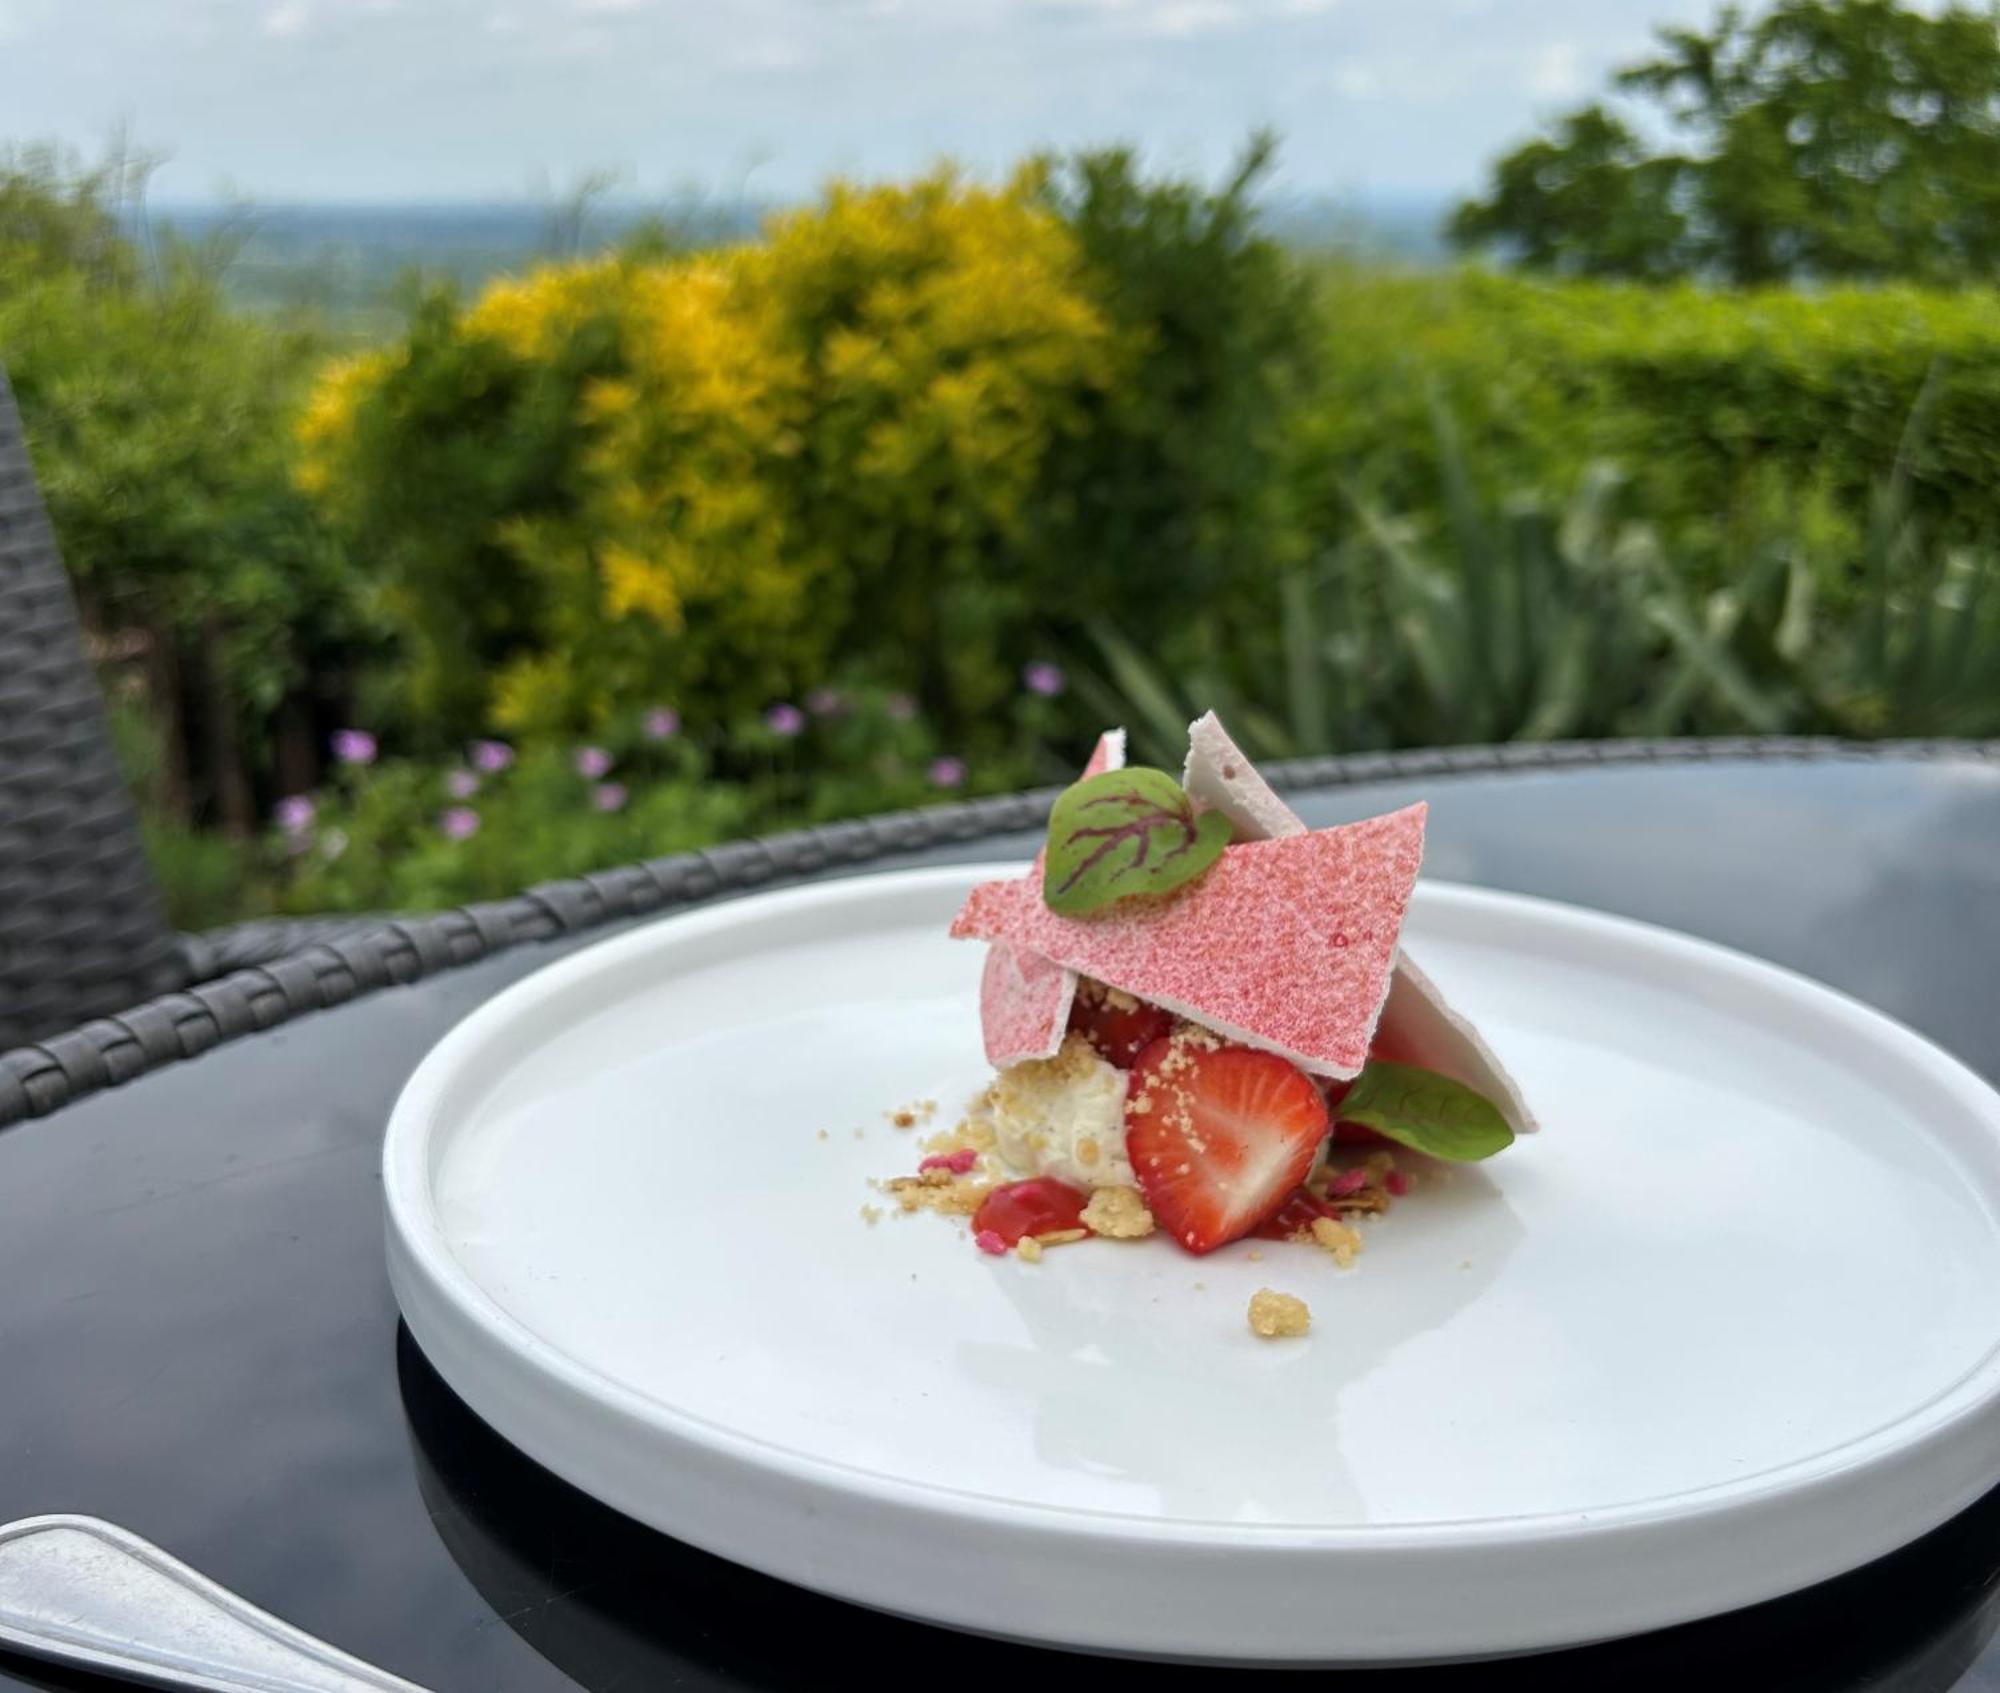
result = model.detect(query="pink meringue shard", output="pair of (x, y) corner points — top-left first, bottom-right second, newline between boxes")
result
(953, 805), (1426, 1080)
(978, 728), (1127, 1066)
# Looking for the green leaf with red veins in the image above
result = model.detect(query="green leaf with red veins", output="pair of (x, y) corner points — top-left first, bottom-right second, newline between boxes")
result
(1336, 1060), (1514, 1161)
(1041, 767), (1234, 916)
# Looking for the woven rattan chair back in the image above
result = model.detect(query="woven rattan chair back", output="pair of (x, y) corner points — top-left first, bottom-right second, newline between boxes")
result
(0, 368), (183, 1048)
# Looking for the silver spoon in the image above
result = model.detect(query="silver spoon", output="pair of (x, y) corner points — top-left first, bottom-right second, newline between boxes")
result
(0, 1516), (434, 1692)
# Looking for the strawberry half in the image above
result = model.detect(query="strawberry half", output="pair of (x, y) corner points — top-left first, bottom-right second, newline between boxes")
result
(1124, 1036), (1330, 1255)
(1067, 981), (1176, 1068)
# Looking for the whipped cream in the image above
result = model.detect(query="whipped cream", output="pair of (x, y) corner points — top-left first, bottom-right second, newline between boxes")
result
(973, 1033), (1134, 1191)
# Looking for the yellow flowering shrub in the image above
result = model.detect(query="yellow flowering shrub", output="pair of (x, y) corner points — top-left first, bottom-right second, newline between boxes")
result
(294, 170), (1121, 741)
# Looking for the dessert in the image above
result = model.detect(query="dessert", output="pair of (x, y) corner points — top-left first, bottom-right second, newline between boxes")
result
(880, 712), (1534, 1285)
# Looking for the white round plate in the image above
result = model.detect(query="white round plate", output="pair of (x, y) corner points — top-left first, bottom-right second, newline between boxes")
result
(384, 867), (2000, 1663)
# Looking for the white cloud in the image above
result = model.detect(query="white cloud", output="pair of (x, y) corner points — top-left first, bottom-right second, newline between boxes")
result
(1142, 0), (1238, 35)
(2, 0), (1731, 201)
(1527, 40), (1583, 100)
(1329, 61), (1378, 98)
(726, 36), (811, 72)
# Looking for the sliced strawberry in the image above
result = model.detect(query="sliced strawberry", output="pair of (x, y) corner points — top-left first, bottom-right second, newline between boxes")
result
(973, 1177), (1088, 1247)
(1251, 1188), (1340, 1242)
(1125, 1037), (1330, 1255)
(1067, 981), (1176, 1068)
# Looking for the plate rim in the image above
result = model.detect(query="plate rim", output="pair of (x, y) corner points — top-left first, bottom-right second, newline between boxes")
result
(385, 865), (2000, 1549)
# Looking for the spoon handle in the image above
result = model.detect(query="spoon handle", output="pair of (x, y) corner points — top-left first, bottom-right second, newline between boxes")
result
(0, 1515), (434, 1692)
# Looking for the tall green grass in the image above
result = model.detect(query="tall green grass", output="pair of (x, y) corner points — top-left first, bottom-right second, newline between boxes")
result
(1079, 406), (2000, 766)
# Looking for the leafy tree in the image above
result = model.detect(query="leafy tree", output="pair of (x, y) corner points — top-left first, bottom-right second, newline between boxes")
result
(0, 146), (371, 831)
(1451, 0), (2000, 284)
(1027, 135), (1320, 676)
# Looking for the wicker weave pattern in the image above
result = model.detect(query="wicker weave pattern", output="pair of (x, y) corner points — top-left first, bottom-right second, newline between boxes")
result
(3, 734), (1992, 1130)
(0, 371), (184, 1051)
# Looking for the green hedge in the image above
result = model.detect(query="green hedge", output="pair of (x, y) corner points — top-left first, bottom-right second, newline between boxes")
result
(1304, 266), (2000, 560)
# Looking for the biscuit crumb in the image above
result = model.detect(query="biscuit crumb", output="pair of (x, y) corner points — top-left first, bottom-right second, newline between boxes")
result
(886, 1174), (994, 1217)
(1016, 1235), (1044, 1263)
(816, 1128), (829, 1142)
(1309, 1216), (1363, 1267)
(888, 1107), (918, 1129)
(1082, 1185), (1156, 1240)
(859, 1205), (882, 1226)
(922, 1116), (997, 1159)
(1248, 1288), (1311, 1338)
(1035, 1228), (1089, 1247)
(1247, 1248), (1264, 1262)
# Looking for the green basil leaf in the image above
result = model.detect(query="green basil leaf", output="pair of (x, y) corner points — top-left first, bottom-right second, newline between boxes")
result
(1042, 767), (1234, 916)
(1337, 1060), (1515, 1161)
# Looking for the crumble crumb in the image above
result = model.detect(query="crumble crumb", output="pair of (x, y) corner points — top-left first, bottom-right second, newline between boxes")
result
(1016, 1235), (1045, 1263)
(1309, 1216), (1363, 1267)
(816, 1128), (829, 1142)
(1035, 1228), (1089, 1247)
(922, 1116), (997, 1159)
(888, 1107), (918, 1129)
(1248, 1288), (1311, 1338)
(859, 1205), (882, 1226)
(1082, 1184), (1156, 1240)
(1247, 1248), (1264, 1263)
(886, 1174), (995, 1217)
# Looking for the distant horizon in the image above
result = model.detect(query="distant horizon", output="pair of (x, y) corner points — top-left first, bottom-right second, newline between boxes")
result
(131, 185), (1455, 327)
(137, 184), (1459, 214)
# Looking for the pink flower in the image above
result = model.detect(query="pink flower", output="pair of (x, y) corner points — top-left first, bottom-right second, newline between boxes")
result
(885, 692), (918, 723)
(806, 686), (847, 718)
(643, 706), (680, 741)
(574, 745), (614, 779)
(331, 728), (377, 766)
(274, 795), (315, 835)
(471, 739), (514, 774)
(1023, 660), (1066, 697)
(929, 756), (967, 789)
(765, 703), (806, 737)
(445, 769), (480, 800)
(440, 806), (481, 841)
(592, 782), (628, 812)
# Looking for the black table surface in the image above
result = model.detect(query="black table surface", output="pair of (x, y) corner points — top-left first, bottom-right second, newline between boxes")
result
(5, 753), (2000, 1693)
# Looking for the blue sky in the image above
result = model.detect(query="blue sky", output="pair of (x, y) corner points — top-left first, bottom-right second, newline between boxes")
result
(0, 0), (1718, 203)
